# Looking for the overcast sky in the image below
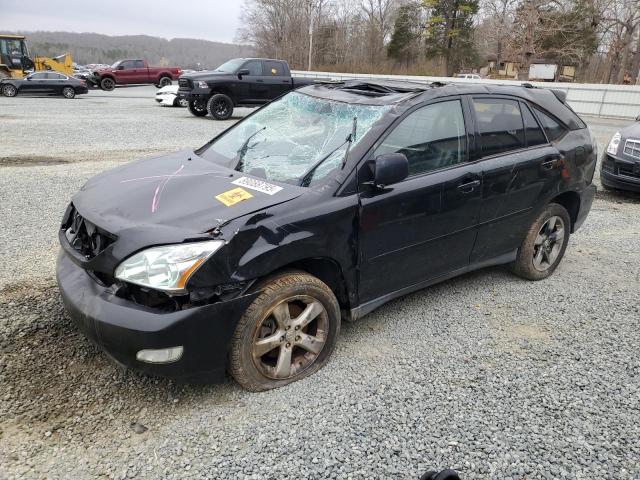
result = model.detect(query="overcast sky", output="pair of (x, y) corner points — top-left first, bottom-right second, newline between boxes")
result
(0, 0), (244, 43)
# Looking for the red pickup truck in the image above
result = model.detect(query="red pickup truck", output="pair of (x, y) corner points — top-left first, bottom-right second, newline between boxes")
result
(91, 59), (182, 91)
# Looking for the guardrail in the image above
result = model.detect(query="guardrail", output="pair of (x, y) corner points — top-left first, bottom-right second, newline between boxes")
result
(293, 70), (640, 120)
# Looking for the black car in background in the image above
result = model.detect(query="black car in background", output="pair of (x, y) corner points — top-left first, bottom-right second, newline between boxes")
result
(57, 80), (597, 391)
(601, 115), (640, 192)
(1, 71), (88, 99)
(177, 57), (316, 120)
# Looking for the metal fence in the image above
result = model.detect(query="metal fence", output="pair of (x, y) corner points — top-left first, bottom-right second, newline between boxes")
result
(292, 70), (640, 120)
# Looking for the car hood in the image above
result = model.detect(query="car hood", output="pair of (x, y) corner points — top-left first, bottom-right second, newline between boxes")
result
(182, 71), (235, 81)
(72, 149), (304, 239)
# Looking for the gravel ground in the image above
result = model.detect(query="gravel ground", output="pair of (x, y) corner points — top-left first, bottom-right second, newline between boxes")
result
(0, 88), (639, 480)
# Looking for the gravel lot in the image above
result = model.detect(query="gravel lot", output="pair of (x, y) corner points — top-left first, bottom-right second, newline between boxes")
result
(0, 86), (639, 480)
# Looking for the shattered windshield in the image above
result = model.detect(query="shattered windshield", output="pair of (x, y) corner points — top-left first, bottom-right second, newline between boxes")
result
(199, 92), (390, 186)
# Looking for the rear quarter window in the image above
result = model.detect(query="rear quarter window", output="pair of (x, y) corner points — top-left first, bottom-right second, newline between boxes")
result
(531, 106), (567, 142)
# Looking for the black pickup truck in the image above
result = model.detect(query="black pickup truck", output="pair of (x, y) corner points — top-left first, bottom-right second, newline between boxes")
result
(177, 58), (316, 120)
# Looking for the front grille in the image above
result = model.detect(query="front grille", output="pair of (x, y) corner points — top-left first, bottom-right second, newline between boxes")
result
(618, 162), (640, 179)
(62, 205), (116, 259)
(178, 78), (191, 88)
(623, 139), (640, 160)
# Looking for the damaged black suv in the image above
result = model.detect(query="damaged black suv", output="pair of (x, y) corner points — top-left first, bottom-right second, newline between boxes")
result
(57, 80), (597, 391)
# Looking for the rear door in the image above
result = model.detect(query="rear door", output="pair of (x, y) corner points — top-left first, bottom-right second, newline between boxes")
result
(48, 72), (67, 94)
(469, 96), (563, 263)
(261, 60), (291, 98)
(133, 60), (150, 82)
(358, 98), (483, 303)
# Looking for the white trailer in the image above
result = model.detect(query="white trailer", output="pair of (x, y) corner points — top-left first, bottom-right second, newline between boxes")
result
(528, 64), (557, 81)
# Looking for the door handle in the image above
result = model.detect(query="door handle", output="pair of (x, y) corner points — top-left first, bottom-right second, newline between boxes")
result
(457, 179), (481, 193)
(541, 155), (562, 170)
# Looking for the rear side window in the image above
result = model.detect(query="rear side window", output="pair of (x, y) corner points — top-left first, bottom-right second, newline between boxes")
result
(473, 98), (525, 156)
(374, 100), (467, 176)
(521, 104), (547, 146)
(242, 60), (263, 76)
(531, 106), (567, 141)
(264, 61), (285, 76)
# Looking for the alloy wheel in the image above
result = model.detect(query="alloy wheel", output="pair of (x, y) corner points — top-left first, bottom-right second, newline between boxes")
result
(63, 87), (75, 99)
(3, 85), (16, 97)
(213, 99), (230, 117)
(252, 296), (328, 380)
(532, 215), (565, 271)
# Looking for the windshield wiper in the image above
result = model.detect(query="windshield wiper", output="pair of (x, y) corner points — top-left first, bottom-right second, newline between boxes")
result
(235, 126), (266, 172)
(298, 117), (357, 187)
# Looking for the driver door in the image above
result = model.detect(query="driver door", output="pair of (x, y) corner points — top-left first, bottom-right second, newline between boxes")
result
(358, 98), (483, 304)
(22, 72), (49, 94)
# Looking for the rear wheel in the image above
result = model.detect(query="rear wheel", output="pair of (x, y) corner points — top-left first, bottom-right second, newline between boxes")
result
(229, 271), (341, 391)
(62, 86), (76, 99)
(207, 93), (234, 120)
(2, 84), (17, 97)
(510, 203), (571, 280)
(158, 76), (172, 87)
(100, 77), (115, 91)
(187, 99), (208, 117)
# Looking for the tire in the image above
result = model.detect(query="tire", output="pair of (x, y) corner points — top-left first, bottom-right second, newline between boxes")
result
(2, 84), (17, 97)
(173, 96), (188, 107)
(158, 76), (172, 87)
(187, 99), (208, 117)
(510, 203), (571, 280)
(207, 93), (234, 120)
(229, 270), (341, 391)
(100, 77), (115, 91)
(62, 86), (76, 99)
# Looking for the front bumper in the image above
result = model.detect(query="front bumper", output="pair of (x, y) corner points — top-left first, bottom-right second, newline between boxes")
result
(600, 153), (640, 192)
(56, 249), (258, 383)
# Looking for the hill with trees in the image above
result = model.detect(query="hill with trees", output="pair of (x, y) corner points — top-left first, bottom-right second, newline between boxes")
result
(16, 31), (254, 69)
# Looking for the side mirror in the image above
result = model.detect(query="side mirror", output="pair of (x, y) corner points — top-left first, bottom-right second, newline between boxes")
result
(237, 69), (250, 79)
(636, 114), (640, 122)
(368, 153), (409, 188)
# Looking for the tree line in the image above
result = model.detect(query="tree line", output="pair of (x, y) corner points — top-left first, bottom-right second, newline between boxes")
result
(238, 0), (640, 83)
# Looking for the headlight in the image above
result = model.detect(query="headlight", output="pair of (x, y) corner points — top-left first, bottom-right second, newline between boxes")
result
(607, 132), (621, 155)
(114, 240), (224, 293)
(196, 81), (208, 89)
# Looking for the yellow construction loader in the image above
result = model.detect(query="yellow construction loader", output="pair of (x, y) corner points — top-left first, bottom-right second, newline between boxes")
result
(0, 34), (73, 79)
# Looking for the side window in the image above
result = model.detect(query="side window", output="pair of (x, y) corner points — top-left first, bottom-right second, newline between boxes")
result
(521, 103), (547, 146)
(30, 72), (47, 80)
(242, 61), (263, 76)
(134, 60), (145, 68)
(264, 61), (285, 76)
(473, 98), (525, 156)
(531, 106), (567, 142)
(374, 100), (467, 176)
(120, 61), (135, 70)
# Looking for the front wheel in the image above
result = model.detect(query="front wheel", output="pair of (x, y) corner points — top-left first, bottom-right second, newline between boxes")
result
(207, 93), (234, 120)
(229, 271), (341, 391)
(62, 86), (76, 99)
(510, 203), (571, 280)
(187, 99), (208, 117)
(2, 84), (17, 97)
(100, 77), (115, 91)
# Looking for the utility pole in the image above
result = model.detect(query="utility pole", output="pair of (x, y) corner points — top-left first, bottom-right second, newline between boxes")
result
(308, 0), (315, 71)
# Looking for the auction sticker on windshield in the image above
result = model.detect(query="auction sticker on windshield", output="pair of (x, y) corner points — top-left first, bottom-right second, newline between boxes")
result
(215, 187), (253, 206)
(232, 177), (283, 195)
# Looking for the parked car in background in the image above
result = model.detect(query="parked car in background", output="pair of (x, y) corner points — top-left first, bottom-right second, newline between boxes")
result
(155, 85), (188, 107)
(57, 80), (596, 391)
(177, 57), (316, 120)
(91, 59), (182, 91)
(1, 71), (88, 98)
(601, 115), (640, 192)
(456, 73), (481, 80)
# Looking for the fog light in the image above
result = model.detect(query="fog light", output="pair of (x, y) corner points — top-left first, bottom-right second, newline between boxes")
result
(136, 346), (183, 364)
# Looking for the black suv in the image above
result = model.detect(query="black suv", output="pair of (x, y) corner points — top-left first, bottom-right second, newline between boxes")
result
(57, 81), (597, 391)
